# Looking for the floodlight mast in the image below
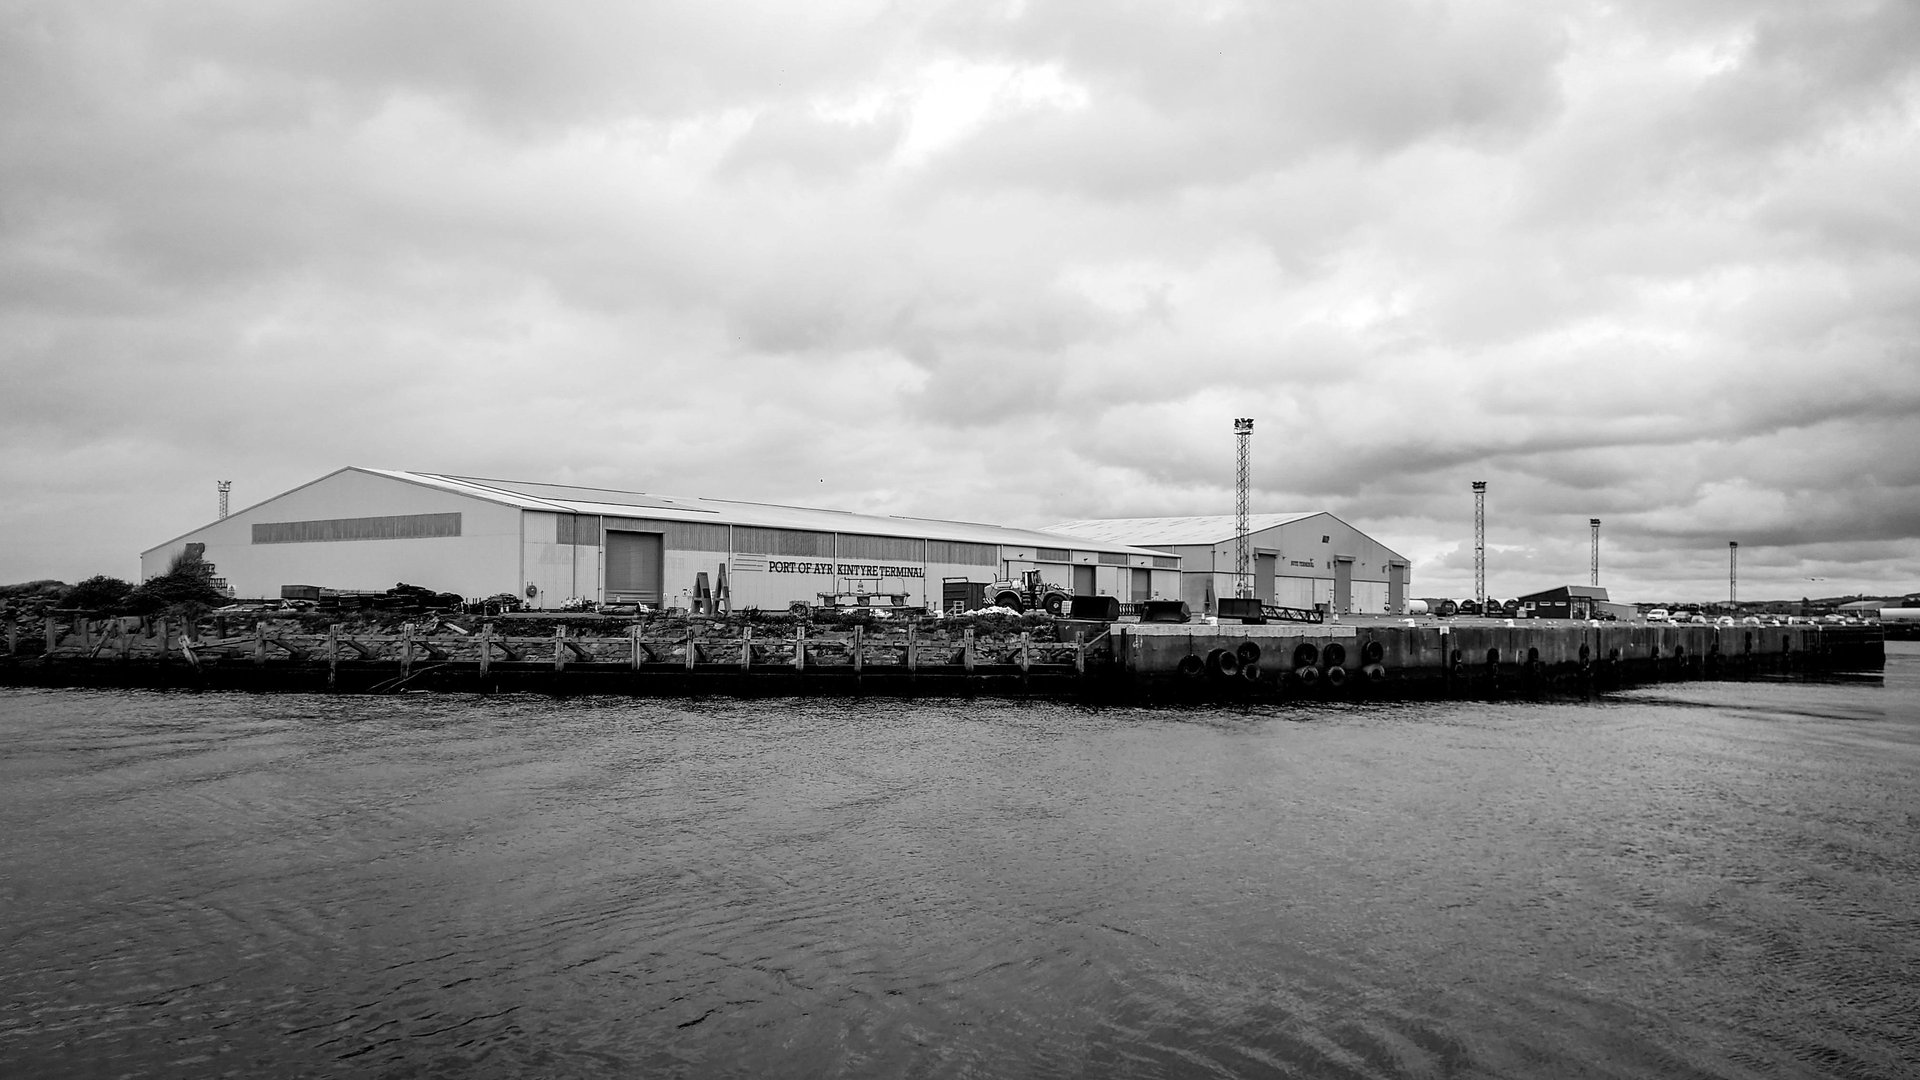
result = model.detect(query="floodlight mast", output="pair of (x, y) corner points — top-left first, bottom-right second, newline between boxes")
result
(217, 480), (232, 520)
(1234, 418), (1253, 598)
(1472, 482), (1487, 610)
(1729, 541), (1738, 605)
(1591, 518), (1601, 587)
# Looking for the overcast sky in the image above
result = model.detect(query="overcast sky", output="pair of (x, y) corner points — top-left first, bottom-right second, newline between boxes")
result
(3, 0), (1916, 602)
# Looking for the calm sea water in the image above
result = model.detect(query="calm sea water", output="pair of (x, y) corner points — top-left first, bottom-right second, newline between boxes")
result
(2, 646), (1916, 1079)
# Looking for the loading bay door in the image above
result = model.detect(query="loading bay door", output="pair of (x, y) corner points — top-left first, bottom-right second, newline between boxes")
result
(605, 532), (663, 605)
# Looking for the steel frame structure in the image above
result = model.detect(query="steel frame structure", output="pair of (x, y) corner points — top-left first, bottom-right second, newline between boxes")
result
(1234, 418), (1253, 598)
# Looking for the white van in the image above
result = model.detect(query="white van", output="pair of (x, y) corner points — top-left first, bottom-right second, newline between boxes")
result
(1646, 608), (1670, 623)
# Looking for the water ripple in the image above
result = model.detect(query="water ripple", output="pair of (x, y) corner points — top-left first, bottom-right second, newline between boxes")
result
(2, 649), (1918, 1078)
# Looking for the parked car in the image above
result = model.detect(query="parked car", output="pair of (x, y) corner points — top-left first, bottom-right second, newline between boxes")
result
(1646, 608), (1670, 623)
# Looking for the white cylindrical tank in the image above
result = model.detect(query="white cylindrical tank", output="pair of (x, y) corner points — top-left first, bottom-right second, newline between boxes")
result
(1407, 599), (1431, 615)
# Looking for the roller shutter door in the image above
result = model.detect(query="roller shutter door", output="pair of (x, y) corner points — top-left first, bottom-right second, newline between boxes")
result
(606, 532), (663, 604)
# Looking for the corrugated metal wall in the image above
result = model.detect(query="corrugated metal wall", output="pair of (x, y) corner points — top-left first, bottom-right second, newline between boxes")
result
(252, 513), (462, 544)
(927, 540), (997, 566)
(607, 517), (732, 552)
(732, 526), (834, 557)
(837, 533), (925, 562)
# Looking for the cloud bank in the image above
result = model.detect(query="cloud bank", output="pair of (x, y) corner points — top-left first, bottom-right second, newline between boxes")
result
(3, 0), (1916, 602)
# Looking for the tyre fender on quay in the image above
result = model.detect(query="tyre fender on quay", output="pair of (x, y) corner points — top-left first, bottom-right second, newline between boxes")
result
(1206, 648), (1241, 680)
(1321, 642), (1349, 688)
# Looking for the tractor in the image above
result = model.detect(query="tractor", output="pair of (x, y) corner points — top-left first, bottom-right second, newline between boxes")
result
(985, 569), (1071, 615)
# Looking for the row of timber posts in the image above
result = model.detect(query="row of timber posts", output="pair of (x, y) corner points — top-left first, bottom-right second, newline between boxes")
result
(2, 615), (1096, 681)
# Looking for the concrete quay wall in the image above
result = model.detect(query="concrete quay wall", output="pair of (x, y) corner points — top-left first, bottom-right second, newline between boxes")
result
(1118, 620), (1884, 699)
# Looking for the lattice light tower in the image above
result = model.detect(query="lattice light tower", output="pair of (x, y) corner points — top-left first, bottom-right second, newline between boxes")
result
(1591, 518), (1602, 587)
(1234, 418), (1254, 598)
(217, 480), (232, 520)
(1729, 541), (1738, 605)
(1472, 481), (1487, 609)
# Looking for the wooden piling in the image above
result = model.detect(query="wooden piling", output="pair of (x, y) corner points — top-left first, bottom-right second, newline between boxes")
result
(853, 625), (864, 674)
(794, 625), (806, 671)
(401, 624), (415, 677)
(740, 626), (752, 672)
(328, 624), (341, 688)
(254, 621), (267, 666)
(963, 628), (975, 673)
(906, 624), (918, 672)
(552, 626), (565, 672)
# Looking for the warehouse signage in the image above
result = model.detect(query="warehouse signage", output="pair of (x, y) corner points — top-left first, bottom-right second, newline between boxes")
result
(765, 560), (926, 578)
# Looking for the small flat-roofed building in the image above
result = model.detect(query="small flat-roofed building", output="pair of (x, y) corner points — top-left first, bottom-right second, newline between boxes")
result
(139, 468), (1181, 611)
(1041, 513), (1411, 616)
(1517, 585), (1611, 619)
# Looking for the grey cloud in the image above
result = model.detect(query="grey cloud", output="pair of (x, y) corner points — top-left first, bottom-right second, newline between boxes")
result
(718, 106), (906, 181)
(927, 0), (1566, 195)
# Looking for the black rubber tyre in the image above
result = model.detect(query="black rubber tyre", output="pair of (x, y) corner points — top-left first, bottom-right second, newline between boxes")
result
(1292, 642), (1319, 669)
(1206, 648), (1241, 679)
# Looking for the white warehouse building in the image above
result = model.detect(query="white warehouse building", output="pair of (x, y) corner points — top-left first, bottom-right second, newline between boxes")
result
(1042, 514), (1412, 616)
(139, 468), (1182, 611)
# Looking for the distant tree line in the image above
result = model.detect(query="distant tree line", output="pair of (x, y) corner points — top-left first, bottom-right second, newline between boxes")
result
(1, 551), (226, 617)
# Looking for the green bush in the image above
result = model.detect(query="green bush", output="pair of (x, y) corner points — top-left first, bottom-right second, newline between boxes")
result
(63, 575), (135, 612)
(125, 552), (226, 616)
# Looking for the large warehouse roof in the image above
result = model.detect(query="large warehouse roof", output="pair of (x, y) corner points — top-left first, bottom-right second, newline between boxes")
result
(1042, 513), (1323, 546)
(359, 469), (1169, 556)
